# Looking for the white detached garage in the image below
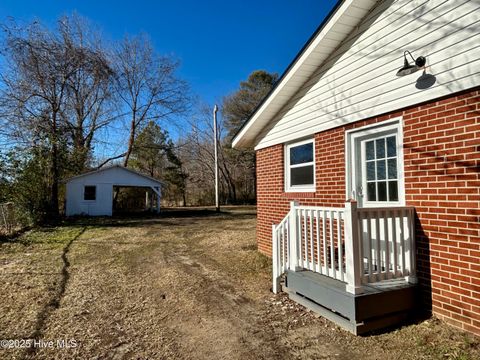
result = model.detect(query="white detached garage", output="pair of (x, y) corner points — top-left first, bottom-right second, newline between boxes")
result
(65, 166), (163, 216)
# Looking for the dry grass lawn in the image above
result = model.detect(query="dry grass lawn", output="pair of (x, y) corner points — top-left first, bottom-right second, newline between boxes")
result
(0, 207), (479, 359)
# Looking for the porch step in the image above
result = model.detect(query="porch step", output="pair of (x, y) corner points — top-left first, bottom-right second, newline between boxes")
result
(285, 270), (418, 335)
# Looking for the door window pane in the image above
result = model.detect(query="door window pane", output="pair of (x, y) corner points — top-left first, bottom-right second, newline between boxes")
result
(362, 133), (400, 203)
(367, 182), (376, 201)
(291, 166), (314, 186)
(367, 161), (375, 181)
(366, 141), (375, 160)
(388, 158), (397, 179)
(376, 138), (385, 158)
(376, 160), (386, 180)
(378, 181), (387, 201)
(290, 143), (313, 165)
(388, 181), (398, 201)
(387, 136), (396, 157)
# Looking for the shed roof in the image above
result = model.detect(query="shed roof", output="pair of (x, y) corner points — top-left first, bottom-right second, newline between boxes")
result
(65, 165), (165, 186)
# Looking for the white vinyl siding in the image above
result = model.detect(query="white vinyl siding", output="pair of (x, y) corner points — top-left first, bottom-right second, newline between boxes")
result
(255, 0), (480, 150)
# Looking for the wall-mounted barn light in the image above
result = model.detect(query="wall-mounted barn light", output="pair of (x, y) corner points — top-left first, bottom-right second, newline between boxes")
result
(396, 50), (426, 76)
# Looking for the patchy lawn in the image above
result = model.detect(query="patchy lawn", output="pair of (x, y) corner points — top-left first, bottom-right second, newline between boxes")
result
(0, 207), (478, 359)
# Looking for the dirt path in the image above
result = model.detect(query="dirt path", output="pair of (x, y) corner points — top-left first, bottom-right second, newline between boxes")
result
(1, 209), (479, 359)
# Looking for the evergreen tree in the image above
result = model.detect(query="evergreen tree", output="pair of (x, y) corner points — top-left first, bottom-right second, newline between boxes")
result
(221, 70), (278, 203)
(130, 121), (187, 205)
(222, 70), (278, 142)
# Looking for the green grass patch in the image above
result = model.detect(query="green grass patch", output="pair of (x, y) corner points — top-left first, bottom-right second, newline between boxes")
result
(18, 226), (85, 247)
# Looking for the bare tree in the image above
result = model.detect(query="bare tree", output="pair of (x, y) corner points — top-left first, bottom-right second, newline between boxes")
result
(222, 70), (278, 203)
(179, 104), (239, 205)
(59, 16), (115, 172)
(112, 34), (188, 167)
(0, 16), (116, 218)
(177, 130), (216, 205)
(0, 20), (80, 217)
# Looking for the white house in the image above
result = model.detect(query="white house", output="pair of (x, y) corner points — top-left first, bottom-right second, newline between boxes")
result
(65, 166), (163, 216)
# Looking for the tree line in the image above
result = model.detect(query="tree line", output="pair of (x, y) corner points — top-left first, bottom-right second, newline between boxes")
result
(0, 14), (277, 224)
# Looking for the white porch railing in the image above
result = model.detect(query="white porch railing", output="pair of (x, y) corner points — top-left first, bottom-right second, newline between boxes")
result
(272, 201), (416, 294)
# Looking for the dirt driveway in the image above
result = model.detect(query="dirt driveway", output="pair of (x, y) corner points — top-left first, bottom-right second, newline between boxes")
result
(0, 208), (479, 359)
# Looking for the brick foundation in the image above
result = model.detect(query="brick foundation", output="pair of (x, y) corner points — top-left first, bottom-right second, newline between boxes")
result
(256, 87), (480, 335)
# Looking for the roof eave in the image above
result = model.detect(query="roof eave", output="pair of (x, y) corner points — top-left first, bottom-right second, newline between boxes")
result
(232, 0), (378, 149)
(64, 165), (165, 186)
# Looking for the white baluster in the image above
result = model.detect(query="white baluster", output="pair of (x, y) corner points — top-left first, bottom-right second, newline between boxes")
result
(392, 209), (398, 277)
(322, 210), (328, 277)
(366, 211), (374, 282)
(272, 224), (279, 293)
(337, 211), (344, 282)
(329, 210), (335, 279)
(316, 210), (321, 273)
(310, 209), (314, 271)
(303, 209), (307, 268)
(288, 201), (299, 272)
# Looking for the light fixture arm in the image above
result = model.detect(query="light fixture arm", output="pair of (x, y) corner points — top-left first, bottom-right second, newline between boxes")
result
(405, 50), (426, 68)
(397, 50), (427, 76)
(404, 50), (416, 63)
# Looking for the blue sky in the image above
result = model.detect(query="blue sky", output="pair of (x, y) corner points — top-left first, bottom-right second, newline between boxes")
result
(0, 0), (338, 159)
(0, 0), (337, 105)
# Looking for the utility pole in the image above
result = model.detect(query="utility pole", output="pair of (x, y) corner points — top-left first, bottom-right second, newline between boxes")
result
(213, 104), (220, 212)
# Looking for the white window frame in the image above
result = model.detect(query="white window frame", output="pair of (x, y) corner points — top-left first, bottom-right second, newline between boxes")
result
(285, 138), (316, 192)
(345, 118), (405, 207)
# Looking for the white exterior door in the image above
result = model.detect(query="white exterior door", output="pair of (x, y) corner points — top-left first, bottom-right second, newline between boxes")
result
(347, 120), (405, 208)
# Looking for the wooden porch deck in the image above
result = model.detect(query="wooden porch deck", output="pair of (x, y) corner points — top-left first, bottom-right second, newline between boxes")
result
(285, 269), (418, 335)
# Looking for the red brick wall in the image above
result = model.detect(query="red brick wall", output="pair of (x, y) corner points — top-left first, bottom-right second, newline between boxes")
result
(256, 87), (480, 335)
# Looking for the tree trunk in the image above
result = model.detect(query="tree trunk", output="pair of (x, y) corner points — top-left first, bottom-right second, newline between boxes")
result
(220, 160), (237, 204)
(123, 118), (136, 167)
(50, 111), (60, 219)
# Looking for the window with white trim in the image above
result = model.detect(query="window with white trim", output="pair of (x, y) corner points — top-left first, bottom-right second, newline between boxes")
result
(285, 139), (315, 192)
